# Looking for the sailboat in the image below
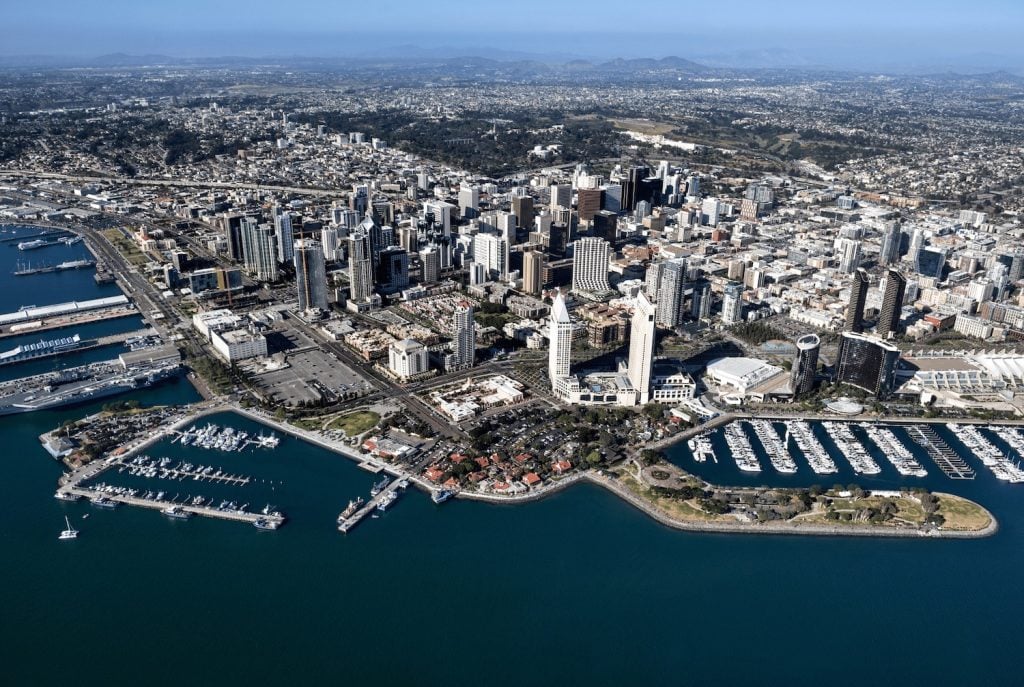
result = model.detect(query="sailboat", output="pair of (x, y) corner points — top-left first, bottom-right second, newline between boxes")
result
(58, 516), (78, 540)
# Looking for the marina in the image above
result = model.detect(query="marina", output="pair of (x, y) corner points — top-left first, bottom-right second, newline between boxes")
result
(821, 421), (881, 475)
(745, 419), (797, 473)
(783, 420), (838, 474)
(117, 454), (252, 486)
(686, 433), (716, 463)
(860, 424), (928, 477)
(906, 426), (975, 480)
(723, 421), (760, 472)
(173, 422), (281, 451)
(969, 425), (1024, 483)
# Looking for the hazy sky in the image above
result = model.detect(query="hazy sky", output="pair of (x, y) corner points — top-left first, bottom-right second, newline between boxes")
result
(3, 0), (1023, 68)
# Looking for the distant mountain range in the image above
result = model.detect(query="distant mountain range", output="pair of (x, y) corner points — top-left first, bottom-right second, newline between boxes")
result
(0, 49), (1019, 77)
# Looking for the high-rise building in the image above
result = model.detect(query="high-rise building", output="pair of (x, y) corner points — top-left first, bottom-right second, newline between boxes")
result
(915, 246), (947, 280)
(321, 226), (344, 262)
(550, 183), (572, 211)
(845, 269), (869, 333)
(451, 301), (476, 370)
(458, 185), (479, 219)
(512, 195), (535, 236)
(577, 188), (604, 222)
(645, 261), (665, 300)
(628, 292), (657, 404)
(691, 280), (712, 319)
(835, 332), (900, 398)
(548, 292), (572, 386)
(721, 282), (744, 325)
(655, 259), (688, 328)
(274, 211), (295, 265)
(294, 239), (328, 312)
(879, 223), (901, 266)
(376, 247), (409, 292)
(572, 237), (611, 293)
(348, 227), (374, 302)
(522, 250), (544, 295)
(877, 269), (906, 339)
(835, 237), (862, 273)
(221, 213), (246, 261)
(473, 233), (509, 282)
(419, 245), (440, 284)
(790, 334), (820, 398)
(241, 219), (278, 282)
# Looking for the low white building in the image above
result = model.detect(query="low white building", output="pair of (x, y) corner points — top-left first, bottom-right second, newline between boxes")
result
(705, 357), (786, 397)
(388, 338), (429, 380)
(211, 327), (268, 362)
(192, 308), (242, 339)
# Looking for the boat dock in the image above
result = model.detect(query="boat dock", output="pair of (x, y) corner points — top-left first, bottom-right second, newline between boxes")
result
(907, 426), (975, 479)
(0, 230), (72, 244)
(56, 484), (283, 527)
(118, 461), (251, 486)
(337, 477), (406, 534)
(13, 260), (96, 276)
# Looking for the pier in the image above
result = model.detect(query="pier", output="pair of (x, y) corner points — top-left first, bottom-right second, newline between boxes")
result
(0, 230), (72, 244)
(57, 485), (283, 527)
(907, 426), (975, 479)
(337, 477), (406, 534)
(118, 461), (252, 486)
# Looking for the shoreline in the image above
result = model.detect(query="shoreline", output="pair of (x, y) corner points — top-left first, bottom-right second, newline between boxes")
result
(49, 401), (998, 540)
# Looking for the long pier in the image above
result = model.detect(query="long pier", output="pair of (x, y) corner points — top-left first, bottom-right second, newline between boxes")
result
(0, 306), (138, 338)
(0, 230), (72, 244)
(58, 485), (282, 527)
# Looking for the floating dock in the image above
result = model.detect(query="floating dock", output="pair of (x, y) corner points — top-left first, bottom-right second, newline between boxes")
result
(906, 426), (975, 479)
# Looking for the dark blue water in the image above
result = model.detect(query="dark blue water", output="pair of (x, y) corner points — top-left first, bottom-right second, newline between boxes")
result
(3, 225), (1024, 686)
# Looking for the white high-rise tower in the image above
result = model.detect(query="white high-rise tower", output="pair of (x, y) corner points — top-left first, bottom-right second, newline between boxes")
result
(548, 291), (573, 387)
(628, 292), (657, 404)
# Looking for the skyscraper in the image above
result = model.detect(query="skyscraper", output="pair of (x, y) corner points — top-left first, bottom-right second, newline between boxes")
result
(548, 291), (572, 386)
(451, 301), (476, 370)
(274, 211), (295, 265)
(376, 247), (409, 292)
(419, 245), (440, 284)
(845, 269), (869, 333)
(691, 280), (712, 320)
(512, 195), (535, 236)
(655, 259), (688, 328)
(879, 223), (901, 266)
(645, 261), (665, 300)
(294, 239), (328, 312)
(241, 219), (278, 282)
(790, 334), (820, 398)
(835, 237), (862, 273)
(877, 269), (906, 339)
(473, 232), (509, 282)
(348, 227), (374, 302)
(572, 237), (611, 293)
(628, 292), (657, 404)
(721, 282), (744, 325)
(550, 183), (572, 211)
(320, 226), (344, 262)
(522, 250), (544, 295)
(835, 332), (900, 398)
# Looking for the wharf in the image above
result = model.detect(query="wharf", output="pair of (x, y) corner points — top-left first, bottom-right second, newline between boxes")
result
(337, 477), (405, 534)
(907, 426), (975, 479)
(1, 230), (71, 244)
(0, 306), (138, 338)
(119, 464), (251, 486)
(58, 484), (282, 526)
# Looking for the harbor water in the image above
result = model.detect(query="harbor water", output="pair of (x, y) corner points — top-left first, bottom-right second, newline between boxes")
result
(3, 224), (1024, 686)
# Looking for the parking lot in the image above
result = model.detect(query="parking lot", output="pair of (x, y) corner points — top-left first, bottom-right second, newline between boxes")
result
(253, 348), (372, 406)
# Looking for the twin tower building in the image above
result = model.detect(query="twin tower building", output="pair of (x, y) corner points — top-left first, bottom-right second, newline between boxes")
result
(548, 290), (659, 406)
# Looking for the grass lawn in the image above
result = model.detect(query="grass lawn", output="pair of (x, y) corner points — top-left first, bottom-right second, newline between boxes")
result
(936, 493), (992, 530)
(327, 410), (381, 437)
